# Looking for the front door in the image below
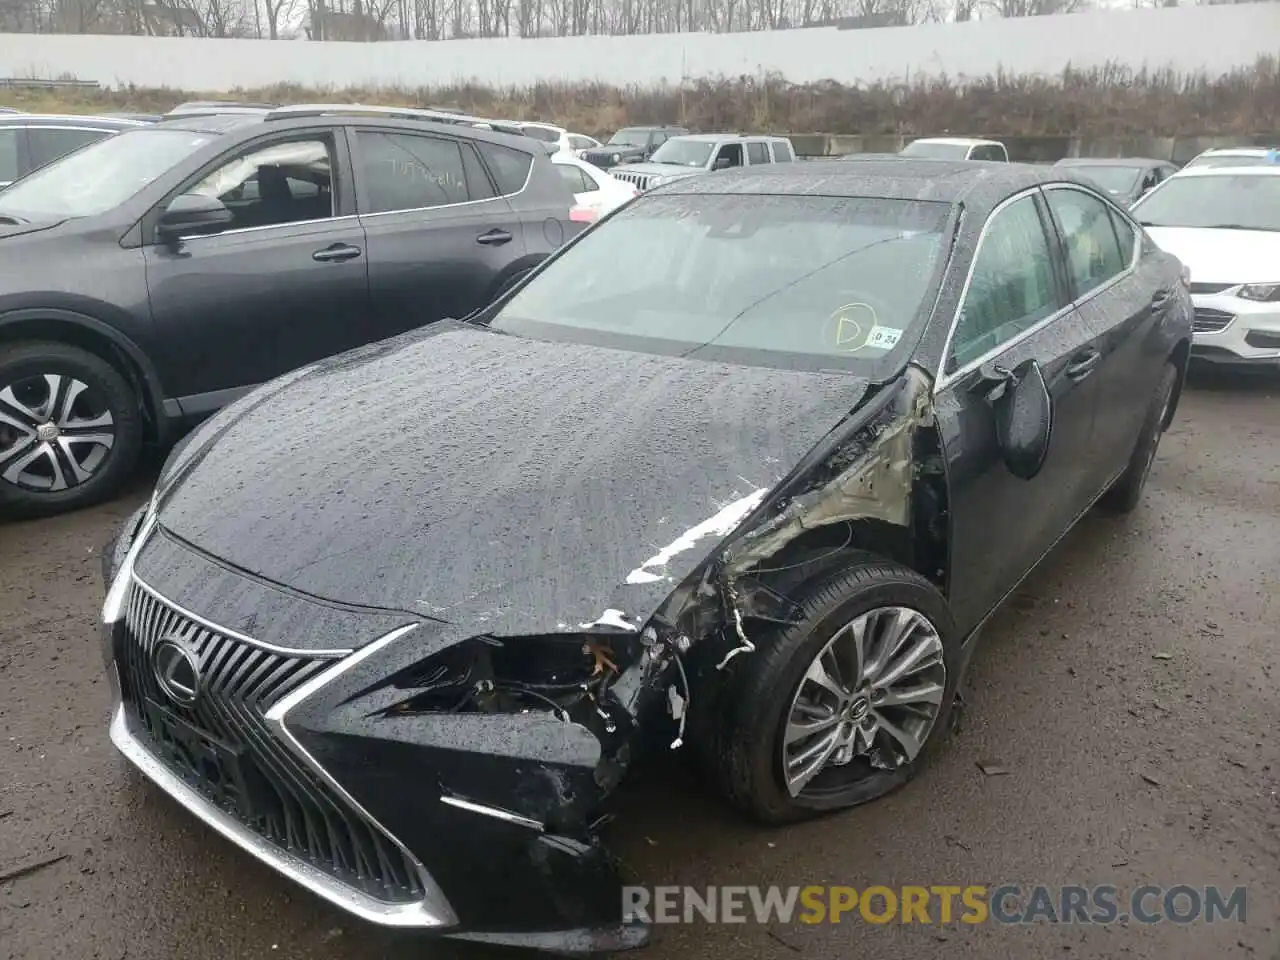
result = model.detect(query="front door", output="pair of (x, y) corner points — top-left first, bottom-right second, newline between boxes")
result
(353, 128), (528, 334)
(142, 130), (371, 413)
(935, 189), (1103, 632)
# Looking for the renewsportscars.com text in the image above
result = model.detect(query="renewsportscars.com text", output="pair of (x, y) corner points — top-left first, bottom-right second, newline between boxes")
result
(622, 884), (1247, 925)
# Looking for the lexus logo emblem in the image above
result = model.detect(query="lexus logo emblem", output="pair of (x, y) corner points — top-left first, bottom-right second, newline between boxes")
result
(153, 637), (200, 706)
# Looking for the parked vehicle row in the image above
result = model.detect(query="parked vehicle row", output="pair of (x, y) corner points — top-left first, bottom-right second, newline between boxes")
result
(0, 104), (585, 519)
(1129, 162), (1280, 368)
(98, 155), (1193, 952)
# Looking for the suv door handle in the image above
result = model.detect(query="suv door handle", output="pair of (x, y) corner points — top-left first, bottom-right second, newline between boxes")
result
(1150, 288), (1173, 312)
(312, 243), (362, 263)
(477, 229), (513, 246)
(1065, 348), (1101, 381)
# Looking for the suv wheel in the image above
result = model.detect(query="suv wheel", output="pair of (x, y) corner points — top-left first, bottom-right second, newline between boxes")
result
(0, 340), (143, 520)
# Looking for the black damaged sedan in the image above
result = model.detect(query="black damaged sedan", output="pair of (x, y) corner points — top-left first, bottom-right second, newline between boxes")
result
(101, 159), (1192, 951)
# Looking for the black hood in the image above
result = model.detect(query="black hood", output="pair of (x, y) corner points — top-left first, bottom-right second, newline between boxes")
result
(157, 323), (872, 637)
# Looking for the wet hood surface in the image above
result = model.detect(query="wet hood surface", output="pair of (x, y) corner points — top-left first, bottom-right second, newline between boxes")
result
(158, 323), (872, 637)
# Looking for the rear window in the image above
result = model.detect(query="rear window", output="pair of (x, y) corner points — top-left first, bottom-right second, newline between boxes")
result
(520, 125), (560, 143)
(477, 142), (533, 195)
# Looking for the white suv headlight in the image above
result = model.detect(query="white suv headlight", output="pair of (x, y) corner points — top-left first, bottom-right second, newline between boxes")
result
(1238, 282), (1280, 303)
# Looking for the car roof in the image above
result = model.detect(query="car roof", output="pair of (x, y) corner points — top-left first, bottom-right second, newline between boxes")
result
(909, 137), (1001, 147)
(1167, 164), (1280, 178)
(669, 133), (788, 143)
(1054, 157), (1169, 167)
(653, 157), (1066, 205)
(0, 113), (148, 129)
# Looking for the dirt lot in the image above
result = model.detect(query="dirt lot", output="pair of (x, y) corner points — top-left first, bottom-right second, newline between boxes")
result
(2, 369), (1278, 960)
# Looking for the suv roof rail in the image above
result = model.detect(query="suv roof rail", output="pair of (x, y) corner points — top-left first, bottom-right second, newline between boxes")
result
(263, 102), (533, 139)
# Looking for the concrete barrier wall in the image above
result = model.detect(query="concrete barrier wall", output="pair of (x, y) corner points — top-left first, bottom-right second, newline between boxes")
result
(0, 3), (1279, 91)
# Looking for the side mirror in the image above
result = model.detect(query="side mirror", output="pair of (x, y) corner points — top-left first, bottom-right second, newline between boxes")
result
(157, 193), (232, 241)
(982, 358), (1053, 481)
(713, 156), (733, 171)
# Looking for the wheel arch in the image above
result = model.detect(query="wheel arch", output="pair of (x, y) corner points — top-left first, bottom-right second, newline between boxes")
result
(0, 308), (170, 442)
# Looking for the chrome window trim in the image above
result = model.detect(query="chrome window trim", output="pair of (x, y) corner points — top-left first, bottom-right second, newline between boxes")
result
(263, 622), (458, 927)
(177, 213), (359, 243)
(130, 572), (353, 658)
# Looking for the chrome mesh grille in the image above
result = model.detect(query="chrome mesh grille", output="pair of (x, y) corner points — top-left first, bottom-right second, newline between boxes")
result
(1193, 308), (1235, 334)
(117, 580), (424, 904)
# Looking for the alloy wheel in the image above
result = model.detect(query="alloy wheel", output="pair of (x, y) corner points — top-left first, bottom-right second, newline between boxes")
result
(782, 605), (947, 797)
(0, 373), (116, 492)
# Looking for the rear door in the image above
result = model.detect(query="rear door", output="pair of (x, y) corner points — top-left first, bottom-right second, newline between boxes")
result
(1043, 184), (1173, 494)
(935, 189), (1101, 630)
(142, 127), (371, 411)
(353, 128), (529, 334)
(746, 141), (771, 167)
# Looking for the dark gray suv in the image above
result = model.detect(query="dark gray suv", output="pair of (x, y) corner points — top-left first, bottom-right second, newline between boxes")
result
(0, 105), (579, 519)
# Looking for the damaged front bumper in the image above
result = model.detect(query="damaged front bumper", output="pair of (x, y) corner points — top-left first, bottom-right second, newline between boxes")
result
(100, 507), (655, 952)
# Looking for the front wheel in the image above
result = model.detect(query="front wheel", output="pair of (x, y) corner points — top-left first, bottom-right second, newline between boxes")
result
(701, 557), (961, 824)
(0, 340), (143, 520)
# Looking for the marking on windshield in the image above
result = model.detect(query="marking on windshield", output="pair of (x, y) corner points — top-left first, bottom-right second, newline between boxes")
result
(866, 325), (904, 350)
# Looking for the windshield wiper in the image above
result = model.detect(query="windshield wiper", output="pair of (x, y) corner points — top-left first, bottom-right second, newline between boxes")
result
(0, 214), (29, 225)
(1201, 223), (1276, 232)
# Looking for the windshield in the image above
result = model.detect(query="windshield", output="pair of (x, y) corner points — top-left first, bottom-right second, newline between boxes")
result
(0, 128), (212, 221)
(608, 129), (648, 147)
(1062, 164), (1142, 194)
(901, 141), (970, 159)
(1132, 174), (1280, 231)
(649, 139), (715, 167)
(486, 193), (952, 373)
(520, 125), (560, 143)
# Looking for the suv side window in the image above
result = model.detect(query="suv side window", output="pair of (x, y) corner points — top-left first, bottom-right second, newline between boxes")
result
(27, 127), (109, 169)
(713, 143), (744, 168)
(1045, 187), (1126, 295)
(746, 141), (770, 165)
(649, 131), (669, 150)
(772, 140), (794, 162)
(188, 137), (334, 233)
(950, 194), (1063, 370)
(357, 131), (484, 213)
(477, 141), (532, 195)
(969, 144), (1004, 161)
(0, 128), (18, 183)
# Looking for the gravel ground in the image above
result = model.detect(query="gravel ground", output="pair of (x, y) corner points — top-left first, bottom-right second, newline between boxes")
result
(1, 369), (1277, 960)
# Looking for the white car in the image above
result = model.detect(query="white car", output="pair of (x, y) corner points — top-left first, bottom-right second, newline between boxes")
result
(515, 122), (599, 156)
(1131, 165), (1280, 367)
(899, 137), (1008, 162)
(552, 154), (638, 222)
(1181, 145), (1280, 170)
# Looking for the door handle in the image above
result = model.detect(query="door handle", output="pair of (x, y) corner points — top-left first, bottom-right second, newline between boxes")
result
(476, 229), (513, 246)
(312, 243), (362, 263)
(1065, 348), (1101, 381)
(1150, 288), (1173, 312)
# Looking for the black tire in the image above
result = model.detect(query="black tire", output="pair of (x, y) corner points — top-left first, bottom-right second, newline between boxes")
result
(700, 555), (960, 825)
(1098, 362), (1178, 515)
(0, 340), (143, 520)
